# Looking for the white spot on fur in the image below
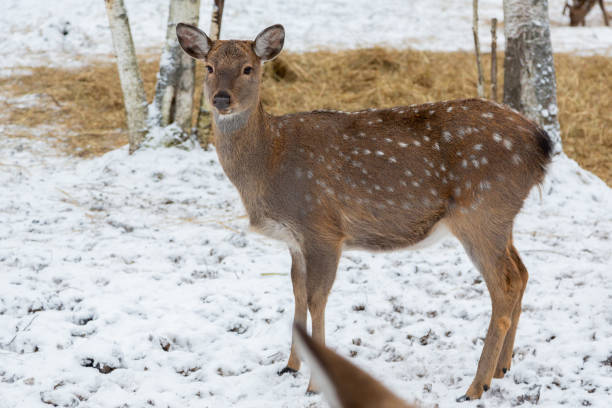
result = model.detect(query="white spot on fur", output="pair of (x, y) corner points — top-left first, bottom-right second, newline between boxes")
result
(404, 170), (413, 177)
(433, 142), (440, 151)
(307, 170), (313, 179)
(512, 154), (522, 164)
(412, 181), (420, 187)
(503, 139), (513, 150)
(462, 159), (468, 168)
(481, 157), (488, 165)
(398, 142), (408, 148)
(363, 149), (371, 155)
(443, 131), (452, 142)
(473, 144), (483, 151)
(481, 112), (494, 119)
(376, 150), (384, 156)
(447, 106), (453, 112)
(479, 181), (491, 191)
(413, 140), (421, 147)
(493, 133), (502, 143)
(389, 156), (398, 163)
(385, 138), (392, 143)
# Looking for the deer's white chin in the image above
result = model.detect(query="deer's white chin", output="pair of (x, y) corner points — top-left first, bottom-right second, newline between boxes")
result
(214, 109), (250, 134)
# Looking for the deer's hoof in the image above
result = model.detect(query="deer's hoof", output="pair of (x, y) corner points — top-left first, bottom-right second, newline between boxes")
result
(494, 366), (508, 378)
(277, 366), (297, 376)
(456, 395), (470, 402)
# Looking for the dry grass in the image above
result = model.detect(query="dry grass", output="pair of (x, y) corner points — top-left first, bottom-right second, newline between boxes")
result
(1, 49), (610, 184)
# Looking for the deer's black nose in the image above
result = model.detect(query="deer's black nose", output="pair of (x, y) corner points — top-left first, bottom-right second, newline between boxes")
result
(213, 91), (231, 110)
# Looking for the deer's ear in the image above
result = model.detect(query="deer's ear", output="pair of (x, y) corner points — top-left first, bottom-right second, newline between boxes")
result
(253, 24), (285, 61)
(176, 23), (212, 60)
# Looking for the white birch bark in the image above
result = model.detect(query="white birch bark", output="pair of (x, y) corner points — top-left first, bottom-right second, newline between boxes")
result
(104, 0), (148, 153)
(152, 0), (200, 133)
(503, 0), (562, 153)
(196, 0), (224, 149)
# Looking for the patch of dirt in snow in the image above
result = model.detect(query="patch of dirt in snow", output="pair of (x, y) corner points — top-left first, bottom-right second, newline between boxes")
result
(0, 139), (610, 407)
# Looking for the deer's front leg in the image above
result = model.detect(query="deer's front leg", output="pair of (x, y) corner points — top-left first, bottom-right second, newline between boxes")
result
(303, 239), (341, 393)
(279, 248), (307, 375)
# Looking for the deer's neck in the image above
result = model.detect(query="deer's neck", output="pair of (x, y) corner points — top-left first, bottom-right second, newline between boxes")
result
(213, 103), (276, 216)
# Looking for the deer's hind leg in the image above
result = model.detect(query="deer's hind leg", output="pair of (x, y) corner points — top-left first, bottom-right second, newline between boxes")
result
(449, 216), (522, 401)
(494, 243), (528, 378)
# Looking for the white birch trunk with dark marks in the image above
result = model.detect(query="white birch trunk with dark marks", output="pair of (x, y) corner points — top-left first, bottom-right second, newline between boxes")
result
(104, 0), (148, 153)
(503, 0), (562, 154)
(196, 0), (224, 149)
(151, 0), (200, 133)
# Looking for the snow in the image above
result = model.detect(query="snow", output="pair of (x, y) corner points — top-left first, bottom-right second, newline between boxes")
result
(1, 0), (612, 70)
(1, 1), (612, 407)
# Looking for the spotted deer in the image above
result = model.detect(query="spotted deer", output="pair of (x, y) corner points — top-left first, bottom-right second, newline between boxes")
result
(293, 324), (415, 408)
(176, 23), (553, 401)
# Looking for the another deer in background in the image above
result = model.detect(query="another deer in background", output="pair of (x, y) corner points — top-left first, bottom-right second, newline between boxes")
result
(176, 23), (553, 401)
(293, 324), (415, 408)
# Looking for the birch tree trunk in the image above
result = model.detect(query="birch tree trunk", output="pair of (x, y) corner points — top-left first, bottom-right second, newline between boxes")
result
(152, 0), (200, 133)
(104, 0), (148, 153)
(196, 0), (224, 149)
(503, 0), (562, 153)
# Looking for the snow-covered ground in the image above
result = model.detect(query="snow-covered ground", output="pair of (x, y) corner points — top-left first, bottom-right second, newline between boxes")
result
(1, 0), (612, 71)
(1, 1), (612, 407)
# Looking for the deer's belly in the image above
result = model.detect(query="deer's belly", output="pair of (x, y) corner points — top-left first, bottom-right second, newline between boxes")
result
(343, 219), (450, 252)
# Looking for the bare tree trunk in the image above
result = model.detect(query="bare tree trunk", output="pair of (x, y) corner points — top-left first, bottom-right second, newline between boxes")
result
(490, 18), (498, 102)
(598, 0), (610, 25)
(503, 0), (562, 153)
(196, 0), (224, 149)
(104, 0), (148, 153)
(472, 0), (485, 98)
(152, 0), (200, 133)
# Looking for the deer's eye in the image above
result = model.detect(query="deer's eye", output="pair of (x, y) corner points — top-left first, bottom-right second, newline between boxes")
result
(243, 66), (253, 75)
(206, 65), (214, 74)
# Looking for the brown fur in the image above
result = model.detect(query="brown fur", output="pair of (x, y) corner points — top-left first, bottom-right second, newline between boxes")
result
(176, 23), (553, 400)
(293, 324), (414, 408)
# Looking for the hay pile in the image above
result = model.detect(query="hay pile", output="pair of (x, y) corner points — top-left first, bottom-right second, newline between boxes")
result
(1, 48), (610, 184)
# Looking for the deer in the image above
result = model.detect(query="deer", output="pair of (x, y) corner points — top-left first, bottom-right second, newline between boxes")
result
(176, 23), (553, 401)
(293, 323), (416, 408)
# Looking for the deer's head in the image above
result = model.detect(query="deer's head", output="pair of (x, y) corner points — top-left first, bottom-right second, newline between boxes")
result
(176, 23), (284, 117)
